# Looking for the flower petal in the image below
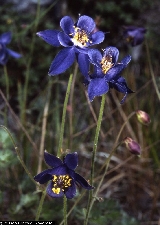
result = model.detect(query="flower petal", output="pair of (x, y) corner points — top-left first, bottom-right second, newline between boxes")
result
(77, 15), (95, 33)
(104, 46), (119, 64)
(36, 30), (61, 47)
(34, 169), (53, 184)
(47, 181), (64, 198)
(88, 77), (109, 101)
(65, 180), (77, 199)
(120, 55), (131, 67)
(91, 31), (105, 45)
(74, 173), (94, 190)
(0, 32), (12, 44)
(77, 53), (90, 78)
(88, 49), (102, 67)
(7, 49), (21, 58)
(60, 16), (74, 35)
(64, 152), (78, 170)
(58, 31), (73, 47)
(47, 165), (68, 176)
(105, 64), (125, 81)
(49, 47), (75, 76)
(44, 151), (63, 167)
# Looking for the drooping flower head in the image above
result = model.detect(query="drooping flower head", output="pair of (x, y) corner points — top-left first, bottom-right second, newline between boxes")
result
(36, 15), (105, 76)
(123, 137), (141, 155)
(34, 151), (93, 199)
(85, 46), (134, 103)
(123, 26), (146, 47)
(0, 32), (21, 65)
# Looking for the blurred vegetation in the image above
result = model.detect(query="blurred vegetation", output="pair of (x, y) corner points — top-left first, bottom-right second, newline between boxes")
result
(0, 0), (160, 223)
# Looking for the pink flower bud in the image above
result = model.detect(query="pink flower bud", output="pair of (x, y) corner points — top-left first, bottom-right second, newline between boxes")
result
(123, 137), (141, 155)
(136, 110), (151, 126)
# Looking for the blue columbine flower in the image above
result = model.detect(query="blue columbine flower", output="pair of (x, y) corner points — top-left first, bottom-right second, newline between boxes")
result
(123, 26), (146, 47)
(0, 32), (21, 65)
(85, 46), (134, 103)
(34, 151), (93, 199)
(36, 15), (105, 77)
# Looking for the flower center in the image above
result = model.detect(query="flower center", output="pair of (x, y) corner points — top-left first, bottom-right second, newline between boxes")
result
(71, 26), (92, 48)
(52, 174), (72, 194)
(100, 54), (114, 74)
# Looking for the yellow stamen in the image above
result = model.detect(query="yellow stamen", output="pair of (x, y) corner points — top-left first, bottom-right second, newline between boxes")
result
(100, 55), (113, 74)
(52, 174), (72, 195)
(70, 26), (92, 47)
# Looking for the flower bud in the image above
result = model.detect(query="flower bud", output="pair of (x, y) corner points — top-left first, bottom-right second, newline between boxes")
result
(136, 110), (151, 126)
(123, 137), (141, 155)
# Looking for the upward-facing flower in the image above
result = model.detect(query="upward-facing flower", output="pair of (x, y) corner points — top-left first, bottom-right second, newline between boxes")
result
(37, 15), (105, 76)
(0, 32), (21, 65)
(34, 151), (93, 199)
(123, 26), (146, 47)
(85, 46), (134, 103)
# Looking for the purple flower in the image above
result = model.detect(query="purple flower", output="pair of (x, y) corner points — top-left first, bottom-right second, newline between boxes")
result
(85, 46), (134, 103)
(36, 15), (105, 76)
(34, 151), (93, 199)
(123, 137), (141, 155)
(123, 26), (146, 46)
(0, 32), (21, 65)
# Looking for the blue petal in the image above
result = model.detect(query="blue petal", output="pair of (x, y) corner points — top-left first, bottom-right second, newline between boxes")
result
(60, 16), (74, 35)
(105, 64), (125, 81)
(47, 165), (68, 176)
(34, 169), (53, 184)
(65, 180), (76, 199)
(120, 55), (131, 67)
(77, 53), (90, 78)
(0, 32), (12, 44)
(64, 152), (78, 170)
(47, 181), (64, 198)
(109, 77), (134, 104)
(7, 49), (21, 58)
(44, 151), (63, 167)
(104, 46), (119, 64)
(36, 30), (61, 47)
(91, 31), (105, 45)
(58, 31), (73, 47)
(88, 77), (109, 101)
(49, 47), (75, 76)
(74, 173), (94, 190)
(77, 15), (95, 33)
(88, 49), (102, 67)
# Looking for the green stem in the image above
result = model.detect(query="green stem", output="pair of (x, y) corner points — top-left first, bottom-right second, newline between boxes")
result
(63, 195), (68, 225)
(35, 189), (46, 221)
(21, 1), (40, 124)
(3, 65), (9, 101)
(3, 65), (9, 126)
(57, 73), (73, 157)
(0, 125), (41, 188)
(84, 111), (136, 225)
(84, 94), (106, 225)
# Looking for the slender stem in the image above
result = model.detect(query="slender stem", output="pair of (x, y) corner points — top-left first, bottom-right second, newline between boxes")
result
(90, 94), (106, 185)
(21, 0), (40, 124)
(145, 41), (160, 101)
(57, 73), (73, 157)
(3, 65), (9, 101)
(84, 94), (106, 225)
(3, 65), (9, 126)
(0, 125), (41, 188)
(35, 189), (46, 221)
(63, 195), (68, 225)
(37, 81), (51, 175)
(84, 111), (136, 225)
